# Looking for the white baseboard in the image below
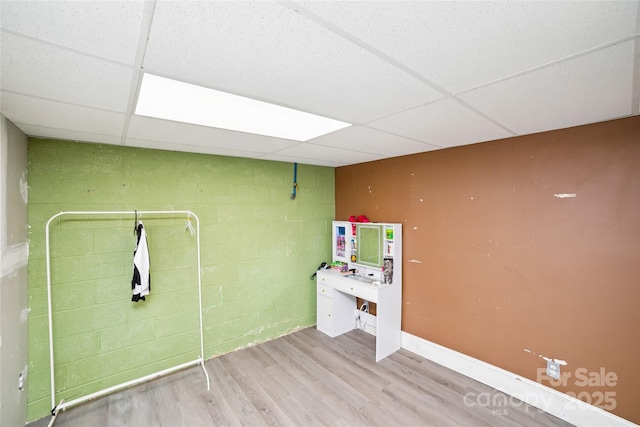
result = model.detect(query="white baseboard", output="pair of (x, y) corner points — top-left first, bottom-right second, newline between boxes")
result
(401, 332), (637, 427)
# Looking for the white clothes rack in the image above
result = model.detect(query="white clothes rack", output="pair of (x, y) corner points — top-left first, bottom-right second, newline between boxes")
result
(45, 210), (210, 426)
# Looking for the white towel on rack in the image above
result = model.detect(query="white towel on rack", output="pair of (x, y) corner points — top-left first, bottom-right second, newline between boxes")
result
(132, 222), (150, 302)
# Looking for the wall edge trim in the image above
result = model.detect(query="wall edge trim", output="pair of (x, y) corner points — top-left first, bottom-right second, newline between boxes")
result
(401, 331), (637, 427)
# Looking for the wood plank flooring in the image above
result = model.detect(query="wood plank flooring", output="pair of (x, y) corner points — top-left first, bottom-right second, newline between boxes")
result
(29, 327), (574, 427)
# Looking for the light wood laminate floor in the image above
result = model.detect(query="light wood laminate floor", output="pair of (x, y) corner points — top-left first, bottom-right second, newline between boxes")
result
(30, 327), (573, 427)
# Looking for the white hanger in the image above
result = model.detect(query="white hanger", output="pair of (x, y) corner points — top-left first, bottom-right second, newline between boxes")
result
(185, 213), (195, 236)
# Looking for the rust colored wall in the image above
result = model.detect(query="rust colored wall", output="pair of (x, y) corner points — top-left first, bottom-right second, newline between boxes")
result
(335, 116), (640, 423)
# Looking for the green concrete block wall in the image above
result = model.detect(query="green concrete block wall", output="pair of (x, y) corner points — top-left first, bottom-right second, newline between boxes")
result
(26, 139), (334, 421)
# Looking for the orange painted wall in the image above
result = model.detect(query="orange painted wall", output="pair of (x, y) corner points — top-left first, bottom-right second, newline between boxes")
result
(335, 116), (640, 423)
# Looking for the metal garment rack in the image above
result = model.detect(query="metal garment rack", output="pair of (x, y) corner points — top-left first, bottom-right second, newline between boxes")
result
(45, 211), (210, 426)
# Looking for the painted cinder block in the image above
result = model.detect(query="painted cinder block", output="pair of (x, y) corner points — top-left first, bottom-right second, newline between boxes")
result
(93, 275), (131, 304)
(92, 227), (133, 254)
(57, 254), (125, 284)
(62, 302), (127, 337)
(155, 311), (199, 338)
(206, 336), (244, 358)
(98, 319), (157, 352)
(25, 369), (53, 406)
(51, 280), (97, 312)
(27, 314), (62, 346)
(200, 283), (223, 307)
(236, 184), (272, 204)
(124, 293), (181, 322)
(196, 185), (236, 204)
(27, 286), (48, 316)
(206, 262), (240, 285)
(60, 149), (123, 180)
(176, 288), (201, 312)
(151, 267), (197, 293)
(26, 138), (335, 421)
(54, 332), (100, 365)
(198, 243), (219, 267)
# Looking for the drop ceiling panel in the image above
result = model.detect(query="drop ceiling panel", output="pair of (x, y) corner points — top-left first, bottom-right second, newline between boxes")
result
(18, 124), (123, 146)
(125, 138), (266, 159)
(260, 152), (350, 168)
(268, 142), (382, 166)
(0, 33), (133, 112)
(127, 116), (300, 153)
(298, 1), (639, 93)
(367, 98), (515, 147)
(0, 1), (637, 167)
(1, 92), (125, 136)
(459, 42), (636, 136)
(310, 125), (439, 157)
(142, 1), (442, 124)
(0, 1), (144, 64)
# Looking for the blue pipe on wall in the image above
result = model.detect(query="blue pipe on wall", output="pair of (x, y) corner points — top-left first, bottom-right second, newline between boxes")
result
(291, 162), (298, 200)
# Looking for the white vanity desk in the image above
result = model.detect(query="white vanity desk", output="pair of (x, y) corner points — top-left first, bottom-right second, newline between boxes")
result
(316, 269), (402, 361)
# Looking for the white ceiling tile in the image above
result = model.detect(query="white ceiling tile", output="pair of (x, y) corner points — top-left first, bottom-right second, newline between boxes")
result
(142, 1), (442, 124)
(0, 1), (145, 64)
(0, 1), (636, 167)
(459, 41), (636, 136)
(0, 92), (125, 136)
(298, 1), (638, 93)
(259, 153), (349, 168)
(0, 33), (133, 112)
(367, 98), (515, 147)
(127, 116), (300, 153)
(124, 138), (265, 159)
(17, 123), (123, 146)
(270, 142), (383, 166)
(310, 125), (439, 157)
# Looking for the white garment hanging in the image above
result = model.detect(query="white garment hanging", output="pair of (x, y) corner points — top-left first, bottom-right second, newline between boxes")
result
(132, 222), (150, 301)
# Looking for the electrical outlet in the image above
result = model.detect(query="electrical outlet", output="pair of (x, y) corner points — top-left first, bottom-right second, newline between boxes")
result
(546, 360), (560, 379)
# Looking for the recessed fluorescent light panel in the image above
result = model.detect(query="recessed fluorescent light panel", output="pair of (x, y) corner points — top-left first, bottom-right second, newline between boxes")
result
(135, 73), (351, 141)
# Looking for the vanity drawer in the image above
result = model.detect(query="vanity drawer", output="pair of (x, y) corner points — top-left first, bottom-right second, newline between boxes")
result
(317, 283), (334, 298)
(334, 280), (378, 303)
(318, 271), (379, 302)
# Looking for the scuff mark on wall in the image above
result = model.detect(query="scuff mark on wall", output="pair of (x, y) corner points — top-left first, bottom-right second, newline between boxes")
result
(0, 241), (29, 278)
(554, 193), (577, 198)
(542, 357), (568, 365)
(524, 349), (568, 365)
(409, 259), (423, 263)
(20, 308), (30, 323)
(20, 170), (28, 204)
